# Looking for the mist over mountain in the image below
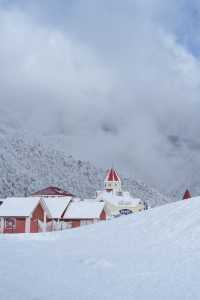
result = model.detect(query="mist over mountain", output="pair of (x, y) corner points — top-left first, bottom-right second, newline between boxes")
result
(0, 134), (170, 207)
(1, 1), (200, 196)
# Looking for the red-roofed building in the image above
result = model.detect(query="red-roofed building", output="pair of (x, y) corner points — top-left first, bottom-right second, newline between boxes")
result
(0, 197), (50, 234)
(104, 168), (122, 192)
(183, 189), (192, 200)
(31, 186), (74, 198)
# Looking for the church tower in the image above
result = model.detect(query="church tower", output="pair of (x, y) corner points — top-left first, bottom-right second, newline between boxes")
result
(104, 168), (122, 192)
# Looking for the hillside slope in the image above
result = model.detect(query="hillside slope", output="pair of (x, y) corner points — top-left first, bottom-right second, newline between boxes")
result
(0, 198), (200, 299)
(0, 134), (169, 207)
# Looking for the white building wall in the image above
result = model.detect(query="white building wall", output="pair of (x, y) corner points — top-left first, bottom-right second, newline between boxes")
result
(0, 217), (4, 233)
(104, 180), (122, 192)
(104, 201), (145, 217)
(25, 217), (31, 233)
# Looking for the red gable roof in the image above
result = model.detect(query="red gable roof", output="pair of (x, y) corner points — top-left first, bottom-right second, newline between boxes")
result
(105, 168), (121, 182)
(183, 189), (192, 200)
(31, 186), (74, 197)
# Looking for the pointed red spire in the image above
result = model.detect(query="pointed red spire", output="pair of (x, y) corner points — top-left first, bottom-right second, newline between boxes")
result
(104, 168), (122, 192)
(183, 189), (192, 200)
(106, 168), (121, 182)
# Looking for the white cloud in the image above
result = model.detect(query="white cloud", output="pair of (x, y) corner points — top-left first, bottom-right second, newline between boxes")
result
(1, 2), (200, 192)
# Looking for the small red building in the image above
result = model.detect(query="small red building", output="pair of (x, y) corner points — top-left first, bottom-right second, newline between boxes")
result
(63, 202), (106, 228)
(31, 186), (74, 197)
(183, 190), (192, 200)
(0, 197), (50, 233)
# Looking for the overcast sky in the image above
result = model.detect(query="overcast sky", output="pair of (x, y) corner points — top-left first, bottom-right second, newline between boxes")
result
(1, 0), (200, 191)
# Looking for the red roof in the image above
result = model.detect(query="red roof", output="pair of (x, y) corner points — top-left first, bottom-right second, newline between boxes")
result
(105, 168), (121, 182)
(183, 189), (192, 200)
(31, 186), (74, 197)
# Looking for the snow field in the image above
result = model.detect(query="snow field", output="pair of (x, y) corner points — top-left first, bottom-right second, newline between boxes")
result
(0, 198), (199, 299)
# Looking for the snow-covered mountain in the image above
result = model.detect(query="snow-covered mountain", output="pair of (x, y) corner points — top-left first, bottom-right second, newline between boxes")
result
(0, 134), (170, 207)
(0, 196), (200, 300)
(1, 0), (200, 206)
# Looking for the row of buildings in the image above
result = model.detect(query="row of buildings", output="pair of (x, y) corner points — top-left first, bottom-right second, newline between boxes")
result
(0, 168), (146, 234)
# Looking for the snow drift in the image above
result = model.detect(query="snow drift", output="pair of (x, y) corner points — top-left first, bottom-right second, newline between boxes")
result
(0, 197), (199, 299)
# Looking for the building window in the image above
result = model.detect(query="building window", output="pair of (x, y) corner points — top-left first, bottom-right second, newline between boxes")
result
(5, 217), (16, 230)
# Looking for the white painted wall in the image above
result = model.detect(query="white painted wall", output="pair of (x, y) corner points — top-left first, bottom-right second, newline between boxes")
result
(25, 217), (31, 233)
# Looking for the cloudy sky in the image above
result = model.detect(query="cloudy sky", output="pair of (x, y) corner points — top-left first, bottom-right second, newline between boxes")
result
(1, 0), (200, 191)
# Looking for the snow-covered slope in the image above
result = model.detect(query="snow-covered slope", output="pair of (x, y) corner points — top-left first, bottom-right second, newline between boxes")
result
(0, 198), (200, 299)
(0, 134), (169, 207)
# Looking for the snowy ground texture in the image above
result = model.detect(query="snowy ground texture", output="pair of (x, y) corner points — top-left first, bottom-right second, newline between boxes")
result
(0, 197), (200, 300)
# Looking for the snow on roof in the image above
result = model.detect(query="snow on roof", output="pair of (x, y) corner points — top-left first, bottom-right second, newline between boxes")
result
(31, 186), (74, 197)
(96, 190), (141, 206)
(43, 197), (72, 218)
(105, 168), (121, 182)
(0, 197), (42, 217)
(83, 199), (97, 202)
(63, 202), (105, 219)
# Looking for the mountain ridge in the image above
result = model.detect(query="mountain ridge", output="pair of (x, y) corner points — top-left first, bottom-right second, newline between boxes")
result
(0, 134), (170, 207)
